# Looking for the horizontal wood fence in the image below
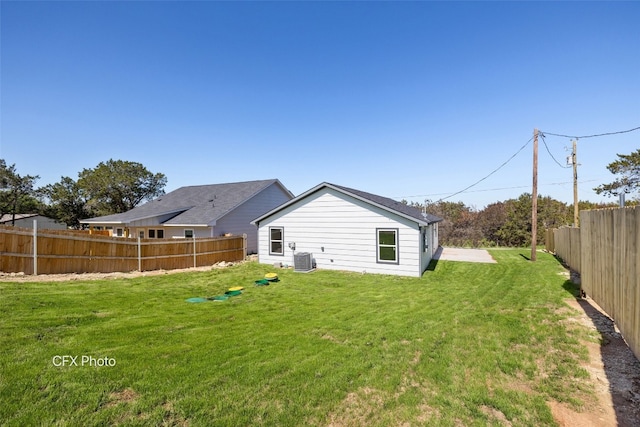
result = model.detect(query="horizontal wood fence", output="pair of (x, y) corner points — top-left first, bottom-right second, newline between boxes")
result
(547, 206), (640, 362)
(0, 224), (246, 275)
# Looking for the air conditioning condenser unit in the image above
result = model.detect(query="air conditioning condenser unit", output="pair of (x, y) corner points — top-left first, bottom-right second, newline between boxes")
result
(293, 252), (314, 272)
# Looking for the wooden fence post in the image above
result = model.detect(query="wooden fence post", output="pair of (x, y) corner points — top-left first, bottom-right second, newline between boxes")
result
(137, 235), (142, 272)
(33, 219), (38, 276)
(193, 236), (197, 268)
(243, 233), (247, 259)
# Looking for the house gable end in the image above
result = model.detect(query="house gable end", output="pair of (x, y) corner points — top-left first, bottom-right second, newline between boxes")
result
(253, 182), (442, 227)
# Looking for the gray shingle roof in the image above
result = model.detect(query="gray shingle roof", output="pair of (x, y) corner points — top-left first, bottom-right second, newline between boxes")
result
(329, 183), (443, 224)
(82, 179), (290, 225)
(0, 213), (39, 224)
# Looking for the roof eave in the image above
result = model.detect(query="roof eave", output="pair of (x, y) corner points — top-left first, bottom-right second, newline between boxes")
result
(79, 207), (191, 225)
(162, 223), (210, 228)
(80, 220), (127, 225)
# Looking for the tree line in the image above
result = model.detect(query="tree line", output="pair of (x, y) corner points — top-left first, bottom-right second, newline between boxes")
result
(404, 195), (625, 248)
(0, 159), (166, 228)
(1, 148), (638, 245)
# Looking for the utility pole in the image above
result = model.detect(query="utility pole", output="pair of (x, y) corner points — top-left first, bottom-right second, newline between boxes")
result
(531, 129), (539, 262)
(572, 139), (579, 227)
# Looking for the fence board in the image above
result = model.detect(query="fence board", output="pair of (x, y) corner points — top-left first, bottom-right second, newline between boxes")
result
(0, 225), (246, 275)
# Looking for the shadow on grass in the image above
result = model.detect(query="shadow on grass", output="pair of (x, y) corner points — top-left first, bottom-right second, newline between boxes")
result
(426, 246), (443, 271)
(562, 279), (580, 298)
(561, 278), (640, 424)
(426, 258), (439, 272)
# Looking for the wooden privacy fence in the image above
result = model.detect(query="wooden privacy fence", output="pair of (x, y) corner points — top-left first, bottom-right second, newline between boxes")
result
(544, 228), (555, 253)
(547, 206), (640, 362)
(0, 224), (246, 275)
(552, 226), (581, 274)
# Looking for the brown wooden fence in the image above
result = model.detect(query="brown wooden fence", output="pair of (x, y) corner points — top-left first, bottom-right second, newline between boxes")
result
(0, 225), (246, 275)
(553, 226), (581, 273)
(547, 206), (640, 362)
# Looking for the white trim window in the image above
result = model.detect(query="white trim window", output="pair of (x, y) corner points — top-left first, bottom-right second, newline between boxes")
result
(269, 227), (284, 256)
(184, 229), (194, 238)
(377, 228), (399, 264)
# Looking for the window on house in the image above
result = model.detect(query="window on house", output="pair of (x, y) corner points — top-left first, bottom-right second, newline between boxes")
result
(422, 229), (429, 253)
(148, 229), (164, 239)
(269, 227), (284, 255)
(377, 229), (398, 263)
(115, 228), (124, 237)
(184, 229), (194, 238)
(139, 231), (145, 239)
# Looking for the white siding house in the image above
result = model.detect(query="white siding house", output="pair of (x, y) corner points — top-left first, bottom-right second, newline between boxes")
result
(252, 183), (442, 277)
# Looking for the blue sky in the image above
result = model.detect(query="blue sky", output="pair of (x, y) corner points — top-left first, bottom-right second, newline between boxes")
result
(1, 1), (639, 209)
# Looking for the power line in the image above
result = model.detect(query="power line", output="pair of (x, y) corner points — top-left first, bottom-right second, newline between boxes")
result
(539, 126), (640, 139)
(397, 179), (599, 199)
(397, 125), (638, 203)
(435, 137), (533, 202)
(540, 133), (571, 169)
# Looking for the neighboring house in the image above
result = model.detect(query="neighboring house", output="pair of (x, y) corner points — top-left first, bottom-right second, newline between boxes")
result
(0, 214), (67, 230)
(252, 182), (443, 277)
(80, 179), (293, 254)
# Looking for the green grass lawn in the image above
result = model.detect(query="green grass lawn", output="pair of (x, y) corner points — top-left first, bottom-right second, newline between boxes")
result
(0, 250), (592, 426)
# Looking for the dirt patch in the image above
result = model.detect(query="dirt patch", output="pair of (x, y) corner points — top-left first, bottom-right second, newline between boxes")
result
(326, 387), (386, 427)
(105, 388), (139, 408)
(480, 405), (512, 426)
(554, 296), (640, 427)
(0, 259), (249, 283)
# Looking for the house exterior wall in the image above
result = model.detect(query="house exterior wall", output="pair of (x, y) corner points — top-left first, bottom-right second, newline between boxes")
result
(215, 182), (293, 253)
(161, 226), (212, 239)
(418, 222), (439, 273)
(257, 188), (425, 277)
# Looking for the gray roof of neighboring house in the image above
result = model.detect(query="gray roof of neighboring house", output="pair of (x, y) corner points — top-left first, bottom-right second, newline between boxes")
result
(253, 182), (443, 226)
(0, 213), (39, 224)
(81, 179), (292, 226)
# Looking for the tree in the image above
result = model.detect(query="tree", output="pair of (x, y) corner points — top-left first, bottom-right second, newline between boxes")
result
(476, 202), (507, 246)
(538, 196), (571, 231)
(0, 159), (40, 224)
(497, 194), (533, 247)
(594, 149), (640, 199)
(496, 193), (573, 247)
(77, 159), (167, 216)
(40, 177), (92, 228)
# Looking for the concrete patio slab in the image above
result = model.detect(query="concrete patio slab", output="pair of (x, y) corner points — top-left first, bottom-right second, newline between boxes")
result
(432, 247), (497, 263)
